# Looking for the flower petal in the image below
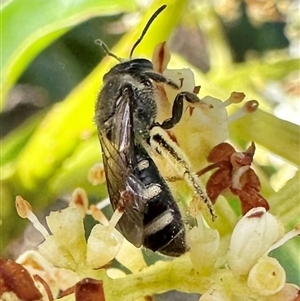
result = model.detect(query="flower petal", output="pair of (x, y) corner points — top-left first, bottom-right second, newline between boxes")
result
(247, 256), (286, 296)
(206, 167), (232, 203)
(85, 224), (123, 269)
(38, 235), (77, 270)
(232, 186), (270, 215)
(227, 207), (281, 276)
(207, 142), (236, 163)
(46, 207), (87, 264)
(0, 259), (43, 300)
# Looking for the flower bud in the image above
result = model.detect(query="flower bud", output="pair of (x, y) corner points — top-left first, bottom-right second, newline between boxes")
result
(247, 256), (286, 296)
(227, 207), (281, 276)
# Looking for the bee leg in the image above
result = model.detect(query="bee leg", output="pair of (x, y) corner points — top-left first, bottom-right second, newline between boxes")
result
(153, 91), (200, 130)
(145, 72), (180, 89)
(148, 127), (216, 220)
(146, 72), (201, 129)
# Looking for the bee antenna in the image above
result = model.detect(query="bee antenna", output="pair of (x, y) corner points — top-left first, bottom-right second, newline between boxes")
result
(95, 39), (122, 62)
(129, 4), (167, 59)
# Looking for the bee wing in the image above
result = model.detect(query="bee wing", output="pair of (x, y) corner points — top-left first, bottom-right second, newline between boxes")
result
(98, 95), (146, 247)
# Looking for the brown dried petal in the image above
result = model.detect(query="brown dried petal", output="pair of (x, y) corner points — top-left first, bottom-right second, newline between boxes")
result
(231, 142), (255, 166)
(206, 167), (232, 203)
(245, 141), (255, 155)
(207, 142), (236, 163)
(242, 168), (261, 192)
(231, 186), (270, 215)
(75, 278), (105, 301)
(0, 259), (42, 301)
(152, 42), (170, 74)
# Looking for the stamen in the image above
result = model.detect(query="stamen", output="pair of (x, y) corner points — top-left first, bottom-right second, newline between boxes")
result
(88, 163), (106, 186)
(266, 223), (300, 254)
(70, 188), (89, 217)
(221, 92), (246, 108)
(33, 274), (54, 301)
(15, 196), (49, 238)
(89, 204), (109, 226)
(108, 208), (124, 232)
(193, 86), (201, 94)
(228, 100), (259, 122)
(95, 197), (111, 210)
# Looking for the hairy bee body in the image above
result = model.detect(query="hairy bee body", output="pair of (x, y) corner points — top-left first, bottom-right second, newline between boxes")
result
(95, 59), (187, 256)
(95, 4), (214, 256)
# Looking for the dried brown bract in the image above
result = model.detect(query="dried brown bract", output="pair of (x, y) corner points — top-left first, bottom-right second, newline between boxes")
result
(198, 142), (269, 214)
(0, 259), (43, 301)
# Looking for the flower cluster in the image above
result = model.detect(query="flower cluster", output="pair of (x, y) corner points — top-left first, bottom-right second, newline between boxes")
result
(189, 207), (300, 301)
(1, 43), (299, 301)
(4, 195), (298, 301)
(8, 193), (123, 300)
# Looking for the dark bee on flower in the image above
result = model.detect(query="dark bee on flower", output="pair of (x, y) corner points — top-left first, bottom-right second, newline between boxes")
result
(95, 5), (214, 256)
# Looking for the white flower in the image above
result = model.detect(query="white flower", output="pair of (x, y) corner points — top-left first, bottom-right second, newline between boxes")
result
(226, 207), (300, 298)
(227, 207), (282, 276)
(16, 194), (124, 272)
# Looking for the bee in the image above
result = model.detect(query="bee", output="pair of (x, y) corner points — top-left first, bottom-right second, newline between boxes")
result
(95, 5), (214, 256)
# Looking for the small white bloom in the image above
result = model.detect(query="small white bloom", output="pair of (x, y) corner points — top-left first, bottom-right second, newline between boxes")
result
(227, 207), (282, 276)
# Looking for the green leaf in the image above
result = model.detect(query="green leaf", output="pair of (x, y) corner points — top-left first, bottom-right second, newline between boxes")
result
(1, 0), (189, 253)
(1, 0), (135, 108)
(12, 0), (188, 194)
(0, 112), (44, 168)
(229, 110), (300, 166)
(269, 171), (300, 227)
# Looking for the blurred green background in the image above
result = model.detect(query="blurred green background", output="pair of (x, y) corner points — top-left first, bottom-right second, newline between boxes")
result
(1, 0), (299, 293)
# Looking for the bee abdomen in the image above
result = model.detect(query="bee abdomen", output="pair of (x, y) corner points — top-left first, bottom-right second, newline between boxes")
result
(143, 208), (186, 256)
(135, 145), (187, 256)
